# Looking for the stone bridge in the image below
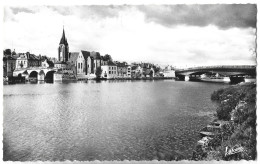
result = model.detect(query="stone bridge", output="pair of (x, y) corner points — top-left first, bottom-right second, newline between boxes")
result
(13, 67), (59, 81)
(175, 65), (256, 83)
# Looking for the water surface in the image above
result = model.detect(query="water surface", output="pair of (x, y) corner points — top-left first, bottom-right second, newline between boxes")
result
(3, 80), (226, 161)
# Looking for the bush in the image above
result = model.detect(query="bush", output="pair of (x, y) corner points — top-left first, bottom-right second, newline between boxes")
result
(211, 88), (225, 100)
(206, 83), (256, 160)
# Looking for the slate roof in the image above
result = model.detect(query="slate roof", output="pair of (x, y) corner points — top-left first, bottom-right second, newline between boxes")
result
(3, 56), (17, 60)
(90, 51), (101, 60)
(28, 54), (39, 60)
(131, 65), (138, 70)
(103, 61), (117, 66)
(55, 61), (67, 64)
(47, 60), (54, 67)
(69, 52), (79, 63)
(11, 55), (19, 59)
(81, 50), (91, 61)
(116, 62), (128, 67)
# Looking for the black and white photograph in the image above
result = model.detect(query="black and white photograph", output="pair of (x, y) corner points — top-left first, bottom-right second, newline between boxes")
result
(1, 0), (258, 162)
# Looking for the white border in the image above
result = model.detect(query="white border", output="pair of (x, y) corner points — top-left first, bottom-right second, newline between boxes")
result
(0, 0), (258, 164)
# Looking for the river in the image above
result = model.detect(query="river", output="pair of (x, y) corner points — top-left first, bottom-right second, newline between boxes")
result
(3, 80), (227, 161)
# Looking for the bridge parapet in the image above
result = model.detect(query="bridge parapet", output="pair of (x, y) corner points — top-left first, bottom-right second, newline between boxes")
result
(176, 65), (256, 71)
(13, 67), (58, 77)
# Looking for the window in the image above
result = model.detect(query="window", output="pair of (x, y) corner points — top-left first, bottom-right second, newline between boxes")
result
(81, 63), (82, 69)
(109, 71), (111, 74)
(78, 63), (80, 69)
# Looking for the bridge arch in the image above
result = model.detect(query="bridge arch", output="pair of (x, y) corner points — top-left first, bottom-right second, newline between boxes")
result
(29, 71), (38, 79)
(45, 71), (56, 82)
(149, 69), (154, 77)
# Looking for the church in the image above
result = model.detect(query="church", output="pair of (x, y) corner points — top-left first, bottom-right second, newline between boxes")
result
(58, 27), (69, 62)
(55, 27), (110, 79)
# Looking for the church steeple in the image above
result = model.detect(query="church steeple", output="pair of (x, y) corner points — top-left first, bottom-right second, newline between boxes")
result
(60, 27), (68, 45)
(58, 26), (69, 62)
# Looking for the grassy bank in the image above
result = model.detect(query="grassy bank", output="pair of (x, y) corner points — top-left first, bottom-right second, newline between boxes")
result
(192, 82), (256, 160)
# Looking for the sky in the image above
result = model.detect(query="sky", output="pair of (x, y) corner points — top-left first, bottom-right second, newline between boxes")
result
(3, 4), (257, 67)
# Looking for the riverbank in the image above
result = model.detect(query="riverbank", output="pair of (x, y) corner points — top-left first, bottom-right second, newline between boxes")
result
(192, 82), (256, 160)
(4, 76), (176, 84)
(96, 76), (175, 81)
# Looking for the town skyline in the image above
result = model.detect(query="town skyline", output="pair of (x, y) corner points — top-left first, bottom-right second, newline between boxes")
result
(3, 4), (257, 67)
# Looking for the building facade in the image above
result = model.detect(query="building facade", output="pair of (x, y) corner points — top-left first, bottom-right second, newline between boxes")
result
(3, 56), (16, 77)
(81, 50), (93, 75)
(41, 59), (49, 68)
(26, 53), (41, 67)
(54, 61), (67, 69)
(101, 61), (117, 79)
(127, 66), (131, 77)
(116, 62), (130, 78)
(90, 51), (102, 74)
(76, 52), (85, 75)
(16, 54), (28, 69)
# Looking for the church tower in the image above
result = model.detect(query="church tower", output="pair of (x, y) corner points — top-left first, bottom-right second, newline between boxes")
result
(58, 27), (69, 62)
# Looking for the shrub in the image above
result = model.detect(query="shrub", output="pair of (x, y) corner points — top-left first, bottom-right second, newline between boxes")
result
(206, 83), (257, 160)
(211, 88), (225, 100)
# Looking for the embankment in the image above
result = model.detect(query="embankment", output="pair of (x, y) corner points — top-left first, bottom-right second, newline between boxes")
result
(192, 82), (256, 160)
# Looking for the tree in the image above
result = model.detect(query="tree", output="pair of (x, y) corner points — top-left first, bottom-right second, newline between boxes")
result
(4, 49), (11, 56)
(11, 50), (16, 56)
(103, 54), (112, 61)
(95, 66), (102, 79)
(152, 65), (161, 73)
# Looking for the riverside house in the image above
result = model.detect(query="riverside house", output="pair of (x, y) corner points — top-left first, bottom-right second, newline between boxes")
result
(131, 65), (143, 78)
(90, 51), (102, 74)
(16, 53), (28, 69)
(3, 56), (16, 77)
(101, 61), (117, 79)
(115, 61), (131, 78)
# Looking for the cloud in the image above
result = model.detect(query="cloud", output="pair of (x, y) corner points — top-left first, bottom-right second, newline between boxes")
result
(10, 7), (37, 14)
(137, 4), (257, 29)
(48, 5), (131, 20)
(3, 5), (257, 67)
